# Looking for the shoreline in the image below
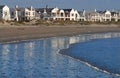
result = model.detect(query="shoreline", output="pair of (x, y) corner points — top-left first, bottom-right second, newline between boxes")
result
(0, 25), (120, 43)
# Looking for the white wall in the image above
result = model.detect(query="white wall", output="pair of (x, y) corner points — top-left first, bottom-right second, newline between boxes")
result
(2, 5), (11, 20)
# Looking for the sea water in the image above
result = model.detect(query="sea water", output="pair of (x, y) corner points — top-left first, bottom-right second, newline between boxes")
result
(0, 32), (120, 78)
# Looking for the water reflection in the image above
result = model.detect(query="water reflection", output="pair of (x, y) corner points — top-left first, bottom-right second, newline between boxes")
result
(0, 32), (120, 78)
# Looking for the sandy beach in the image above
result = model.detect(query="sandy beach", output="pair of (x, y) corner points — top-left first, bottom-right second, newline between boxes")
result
(0, 25), (120, 43)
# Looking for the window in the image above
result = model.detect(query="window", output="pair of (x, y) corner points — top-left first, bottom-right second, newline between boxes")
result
(29, 12), (30, 15)
(4, 12), (7, 16)
(72, 14), (74, 16)
(33, 12), (35, 15)
(75, 14), (77, 18)
(26, 12), (28, 15)
(11, 12), (14, 15)
(61, 13), (64, 17)
(23, 12), (25, 16)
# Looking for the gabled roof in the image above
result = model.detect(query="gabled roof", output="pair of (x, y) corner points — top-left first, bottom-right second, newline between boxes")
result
(0, 5), (5, 9)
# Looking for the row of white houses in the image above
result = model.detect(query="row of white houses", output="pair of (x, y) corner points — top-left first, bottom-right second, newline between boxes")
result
(0, 5), (120, 22)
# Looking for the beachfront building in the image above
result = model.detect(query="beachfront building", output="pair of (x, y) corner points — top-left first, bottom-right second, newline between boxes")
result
(51, 7), (80, 21)
(0, 5), (11, 20)
(36, 7), (53, 20)
(85, 10), (101, 22)
(78, 10), (86, 21)
(24, 6), (35, 21)
(101, 10), (112, 21)
(10, 5), (35, 21)
(84, 10), (113, 22)
(36, 6), (80, 21)
(111, 11), (119, 22)
(63, 9), (79, 21)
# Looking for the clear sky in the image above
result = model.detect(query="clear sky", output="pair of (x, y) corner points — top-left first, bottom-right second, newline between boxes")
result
(0, 0), (120, 10)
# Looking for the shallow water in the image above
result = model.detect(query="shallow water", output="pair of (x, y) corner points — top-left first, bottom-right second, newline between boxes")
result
(0, 32), (120, 78)
(60, 37), (120, 75)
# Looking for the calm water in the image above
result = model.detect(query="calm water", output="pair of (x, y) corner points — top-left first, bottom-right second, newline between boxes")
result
(0, 32), (120, 78)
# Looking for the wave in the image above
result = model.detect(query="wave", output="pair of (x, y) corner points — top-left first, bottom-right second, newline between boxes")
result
(59, 49), (120, 77)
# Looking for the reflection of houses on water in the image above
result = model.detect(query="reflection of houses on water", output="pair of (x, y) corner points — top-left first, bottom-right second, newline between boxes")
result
(51, 37), (69, 50)
(24, 41), (35, 57)
(68, 33), (120, 45)
(90, 33), (120, 39)
(69, 35), (90, 44)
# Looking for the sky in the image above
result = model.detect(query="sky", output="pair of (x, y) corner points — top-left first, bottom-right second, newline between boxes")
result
(0, 0), (120, 10)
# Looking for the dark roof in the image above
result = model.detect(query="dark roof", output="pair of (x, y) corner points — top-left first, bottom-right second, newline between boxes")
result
(111, 12), (118, 15)
(15, 7), (24, 11)
(36, 8), (53, 14)
(46, 8), (53, 13)
(36, 8), (44, 13)
(78, 11), (83, 16)
(26, 7), (35, 11)
(0, 5), (5, 9)
(63, 9), (72, 13)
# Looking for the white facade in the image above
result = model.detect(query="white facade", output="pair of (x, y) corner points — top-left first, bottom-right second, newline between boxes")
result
(50, 7), (79, 21)
(102, 10), (111, 21)
(85, 10), (112, 22)
(24, 6), (35, 20)
(70, 9), (80, 21)
(0, 5), (10, 20)
(10, 6), (35, 21)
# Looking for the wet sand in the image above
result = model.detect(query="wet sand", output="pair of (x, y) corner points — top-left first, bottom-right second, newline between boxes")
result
(0, 25), (120, 43)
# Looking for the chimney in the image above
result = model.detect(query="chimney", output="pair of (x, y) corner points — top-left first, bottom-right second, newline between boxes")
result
(95, 9), (97, 12)
(46, 5), (48, 9)
(15, 5), (18, 8)
(30, 6), (33, 10)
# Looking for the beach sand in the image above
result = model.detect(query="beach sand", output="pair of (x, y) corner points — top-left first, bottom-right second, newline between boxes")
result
(0, 25), (120, 43)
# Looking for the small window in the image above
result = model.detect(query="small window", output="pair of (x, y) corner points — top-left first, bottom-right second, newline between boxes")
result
(26, 12), (28, 15)
(11, 12), (14, 15)
(61, 13), (64, 17)
(4, 12), (7, 15)
(29, 12), (30, 15)
(33, 12), (35, 15)
(72, 14), (74, 16)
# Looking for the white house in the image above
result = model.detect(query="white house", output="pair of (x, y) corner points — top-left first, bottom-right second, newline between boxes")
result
(63, 9), (79, 21)
(37, 7), (79, 21)
(50, 7), (80, 21)
(24, 6), (35, 20)
(84, 10), (112, 22)
(10, 5), (35, 21)
(78, 10), (86, 21)
(111, 11), (119, 21)
(101, 10), (111, 21)
(0, 5), (10, 20)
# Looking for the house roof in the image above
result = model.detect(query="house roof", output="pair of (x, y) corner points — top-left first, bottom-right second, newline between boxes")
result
(78, 11), (84, 16)
(36, 8), (53, 14)
(46, 8), (53, 13)
(0, 5), (5, 9)
(63, 9), (72, 13)
(26, 7), (35, 11)
(36, 8), (44, 13)
(111, 12), (118, 15)
(15, 7), (25, 11)
(85, 11), (97, 14)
